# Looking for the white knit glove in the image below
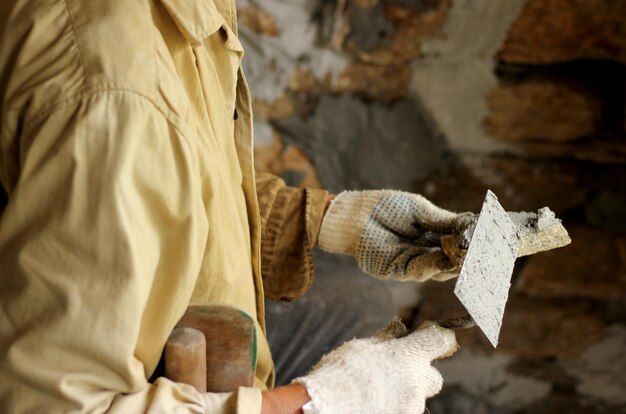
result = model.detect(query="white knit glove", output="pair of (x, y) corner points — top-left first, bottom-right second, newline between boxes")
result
(294, 318), (458, 414)
(318, 190), (472, 281)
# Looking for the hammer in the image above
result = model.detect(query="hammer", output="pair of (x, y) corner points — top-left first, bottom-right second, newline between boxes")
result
(164, 304), (256, 393)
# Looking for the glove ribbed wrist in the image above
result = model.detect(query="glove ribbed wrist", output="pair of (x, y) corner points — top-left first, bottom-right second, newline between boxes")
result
(318, 191), (381, 256)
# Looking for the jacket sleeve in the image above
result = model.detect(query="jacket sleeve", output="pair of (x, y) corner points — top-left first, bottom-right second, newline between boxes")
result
(255, 173), (329, 301)
(0, 91), (261, 413)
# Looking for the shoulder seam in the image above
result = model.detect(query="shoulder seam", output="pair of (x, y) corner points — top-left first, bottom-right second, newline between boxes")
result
(62, 0), (87, 85)
(27, 87), (199, 171)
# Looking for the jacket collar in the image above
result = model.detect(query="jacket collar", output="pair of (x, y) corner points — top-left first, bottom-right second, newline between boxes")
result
(159, 0), (243, 51)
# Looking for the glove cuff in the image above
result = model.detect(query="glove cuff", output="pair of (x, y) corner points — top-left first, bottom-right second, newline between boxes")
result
(292, 377), (329, 414)
(317, 190), (381, 256)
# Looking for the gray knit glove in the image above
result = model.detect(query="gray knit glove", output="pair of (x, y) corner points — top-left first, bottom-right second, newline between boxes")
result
(318, 190), (470, 282)
(294, 318), (458, 414)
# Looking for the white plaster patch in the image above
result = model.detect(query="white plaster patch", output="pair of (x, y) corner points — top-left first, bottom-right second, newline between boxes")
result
(238, 0), (349, 102)
(563, 325), (626, 405)
(410, 0), (527, 155)
(508, 208), (560, 236)
(536, 207), (558, 231)
(437, 349), (552, 409)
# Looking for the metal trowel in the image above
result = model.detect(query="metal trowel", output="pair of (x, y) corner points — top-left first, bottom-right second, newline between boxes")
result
(438, 190), (571, 347)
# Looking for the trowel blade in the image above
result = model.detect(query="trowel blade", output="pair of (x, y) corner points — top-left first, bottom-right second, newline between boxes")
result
(454, 190), (519, 347)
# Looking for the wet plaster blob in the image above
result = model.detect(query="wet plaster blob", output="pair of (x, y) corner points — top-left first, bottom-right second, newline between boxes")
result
(455, 190), (519, 347)
(274, 95), (447, 193)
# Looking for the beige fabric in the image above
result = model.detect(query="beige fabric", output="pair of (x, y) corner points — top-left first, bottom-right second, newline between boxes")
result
(0, 0), (327, 412)
(200, 386), (263, 414)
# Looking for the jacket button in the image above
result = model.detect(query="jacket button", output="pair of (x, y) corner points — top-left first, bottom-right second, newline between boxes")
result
(234, 108), (239, 120)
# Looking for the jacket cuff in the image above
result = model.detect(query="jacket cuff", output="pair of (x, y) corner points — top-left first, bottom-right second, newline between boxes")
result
(237, 387), (263, 414)
(306, 188), (329, 247)
(260, 185), (328, 301)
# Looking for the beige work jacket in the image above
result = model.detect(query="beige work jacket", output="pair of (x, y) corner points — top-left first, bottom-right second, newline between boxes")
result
(0, 0), (328, 412)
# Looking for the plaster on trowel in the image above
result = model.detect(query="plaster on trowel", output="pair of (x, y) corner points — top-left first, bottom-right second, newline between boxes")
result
(438, 190), (571, 347)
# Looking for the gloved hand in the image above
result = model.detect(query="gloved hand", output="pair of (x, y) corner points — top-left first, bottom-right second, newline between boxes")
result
(294, 318), (458, 414)
(318, 190), (473, 281)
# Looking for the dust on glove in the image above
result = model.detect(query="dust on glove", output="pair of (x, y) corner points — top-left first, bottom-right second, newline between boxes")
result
(318, 190), (472, 282)
(294, 317), (458, 414)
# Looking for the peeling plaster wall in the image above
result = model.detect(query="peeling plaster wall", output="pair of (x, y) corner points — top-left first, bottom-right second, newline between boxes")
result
(237, 0), (626, 412)
(239, 0), (349, 102)
(410, 0), (527, 154)
(275, 95), (446, 193)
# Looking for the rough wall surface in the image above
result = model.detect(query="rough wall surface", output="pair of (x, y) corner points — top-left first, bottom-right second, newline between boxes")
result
(237, 0), (626, 412)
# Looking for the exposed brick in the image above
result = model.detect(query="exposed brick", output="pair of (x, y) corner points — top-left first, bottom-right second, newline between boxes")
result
(595, 165), (626, 194)
(517, 226), (626, 301)
(287, 69), (326, 94)
(254, 131), (322, 188)
(252, 96), (295, 121)
(239, 4), (279, 37)
(281, 146), (323, 188)
(498, 0), (626, 65)
(517, 393), (622, 414)
(497, 297), (605, 358)
(352, 0), (380, 9)
(283, 70), (332, 119)
(418, 281), (605, 358)
(338, 0), (451, 65)
(334, 63), (411, 101)
(485, 80), (603, 142)
(417, 155), (592, 215)
(585, 191), (626, 231)
(512, 136), (626, 164)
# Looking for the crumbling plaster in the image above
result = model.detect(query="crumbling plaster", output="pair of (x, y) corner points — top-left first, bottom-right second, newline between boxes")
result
(274, 95), (446, 193)
(238, 0), (349, 103)
(236, 2), (626, 412)
(410, 0), (528, 154)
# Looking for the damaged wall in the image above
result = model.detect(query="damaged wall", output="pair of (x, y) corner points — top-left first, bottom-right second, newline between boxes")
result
(237, 0), (626, 412)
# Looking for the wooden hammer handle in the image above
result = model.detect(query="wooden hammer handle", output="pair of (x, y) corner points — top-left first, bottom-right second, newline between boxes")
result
(165, 327), (207, 393)
(164, 305), (256, 393)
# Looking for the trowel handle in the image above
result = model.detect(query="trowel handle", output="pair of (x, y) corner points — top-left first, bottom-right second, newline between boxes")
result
(437, 315), (475, 330)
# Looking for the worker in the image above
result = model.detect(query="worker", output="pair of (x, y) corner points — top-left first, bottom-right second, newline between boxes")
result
(0, 0), (468, 412)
